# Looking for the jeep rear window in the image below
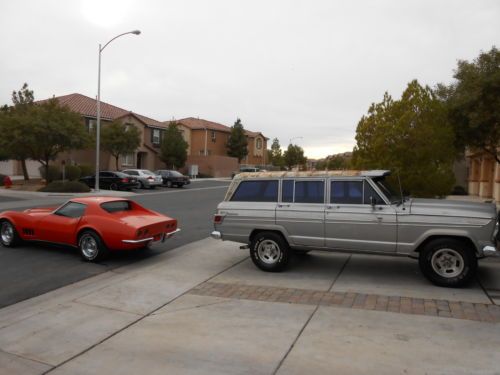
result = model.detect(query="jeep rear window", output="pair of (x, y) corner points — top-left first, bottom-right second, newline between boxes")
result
(101, 201), (132, 213)
(231, 180), (278, 202)
(294, 181), (324, 203)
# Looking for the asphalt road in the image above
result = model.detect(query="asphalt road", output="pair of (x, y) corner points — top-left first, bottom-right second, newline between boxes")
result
(0, 180), (231, 308)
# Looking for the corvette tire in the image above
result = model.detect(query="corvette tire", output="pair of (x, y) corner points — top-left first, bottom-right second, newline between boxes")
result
(79, 230), (109, 262)
(0, 220), (21, 247)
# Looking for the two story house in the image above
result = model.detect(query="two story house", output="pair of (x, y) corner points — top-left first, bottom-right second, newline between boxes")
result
(166, 117), (268, 177)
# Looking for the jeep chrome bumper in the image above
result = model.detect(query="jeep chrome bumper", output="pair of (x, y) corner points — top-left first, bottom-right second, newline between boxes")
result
(211, 231), (222, 240)
(482, 245), (499, 257)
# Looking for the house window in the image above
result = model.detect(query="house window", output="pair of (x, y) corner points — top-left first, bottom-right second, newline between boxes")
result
(86, 119), (96, 133)
(121, 153), (135, 167)
(256, 138), (262, 150)
(152, 129), (160, 145)
(125, 123), (133, 132)
(211, 130), (216, 142)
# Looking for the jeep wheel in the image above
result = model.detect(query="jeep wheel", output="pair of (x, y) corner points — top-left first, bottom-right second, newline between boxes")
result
(250, 232), (290, 272)
(79, 230), (109, 262)
(419, 238), (477, 287)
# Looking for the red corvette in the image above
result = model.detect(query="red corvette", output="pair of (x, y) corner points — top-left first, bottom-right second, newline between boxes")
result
(0, 197), (179, 261)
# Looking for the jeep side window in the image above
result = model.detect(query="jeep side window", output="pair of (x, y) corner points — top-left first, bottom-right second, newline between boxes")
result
(363, 181), (385, 205)
(231, 180), (279, 202)
(282, 180), (294, 202)
(294, 181), (324, 204)
(331, 181), (363, 204)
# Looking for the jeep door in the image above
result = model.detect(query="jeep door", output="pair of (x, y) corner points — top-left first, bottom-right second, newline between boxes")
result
(325, 179), (397, 252)
(276, 179), (325, 247)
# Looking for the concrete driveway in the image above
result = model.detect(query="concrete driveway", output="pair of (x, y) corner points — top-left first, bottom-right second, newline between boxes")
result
(1, 239), (499, 375)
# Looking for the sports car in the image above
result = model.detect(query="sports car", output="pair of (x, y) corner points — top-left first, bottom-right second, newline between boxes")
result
(0, 197), (180, 261)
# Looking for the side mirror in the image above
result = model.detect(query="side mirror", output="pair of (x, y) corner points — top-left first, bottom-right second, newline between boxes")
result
(369, 196), (376, 207)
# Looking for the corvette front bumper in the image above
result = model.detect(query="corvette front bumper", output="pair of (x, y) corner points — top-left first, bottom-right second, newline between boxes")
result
(122, 228), (181, 244)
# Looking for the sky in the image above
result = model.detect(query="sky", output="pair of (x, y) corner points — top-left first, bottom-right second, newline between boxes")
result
(0, 0), (499, 159)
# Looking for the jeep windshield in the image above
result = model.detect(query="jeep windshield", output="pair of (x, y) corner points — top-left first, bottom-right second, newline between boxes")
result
(373, 177), (401, 204)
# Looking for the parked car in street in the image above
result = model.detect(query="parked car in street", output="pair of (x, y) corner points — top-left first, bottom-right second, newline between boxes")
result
(155, 170), (191, 188)
(0, 197), (180, 261)
(80, 171), (138, 191)
(122, 169), (163, 189)
(211, 170), (499, 287)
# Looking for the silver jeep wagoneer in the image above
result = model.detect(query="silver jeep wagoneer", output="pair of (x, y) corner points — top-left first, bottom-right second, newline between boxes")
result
(211, 170), (499, 287)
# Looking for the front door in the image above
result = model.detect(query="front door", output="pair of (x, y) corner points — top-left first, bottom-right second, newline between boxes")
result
(37, 202), (86, 245)
(276, 179), (326, 247)
(325, 179), (397, 252)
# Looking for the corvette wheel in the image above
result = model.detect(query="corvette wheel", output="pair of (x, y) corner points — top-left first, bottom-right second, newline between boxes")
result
(0, 220), (20, 247)
(79, 231), (109, 262)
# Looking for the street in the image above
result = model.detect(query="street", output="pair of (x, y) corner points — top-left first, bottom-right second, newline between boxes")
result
(0, 180), (230, 308)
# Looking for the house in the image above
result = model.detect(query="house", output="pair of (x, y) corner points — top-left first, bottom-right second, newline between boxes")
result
(166, 117), (268, 177)
(466, 148), (499, 203)
(1, 94), (269, 179)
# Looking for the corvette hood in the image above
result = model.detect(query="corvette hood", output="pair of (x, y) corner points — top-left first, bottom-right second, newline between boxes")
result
(23, 207), (57, 215)
(409, 198), (497, 220)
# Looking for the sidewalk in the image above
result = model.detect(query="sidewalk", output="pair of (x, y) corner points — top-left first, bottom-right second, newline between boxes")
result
(1, 238), (499, 375)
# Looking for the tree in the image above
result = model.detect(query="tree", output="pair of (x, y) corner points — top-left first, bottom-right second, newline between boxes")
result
(101, 120), (141, 170)
(0, 83), (36, 180)
(160, 121), (188, 169)
(226, 118), (248, 162)
(28, 98), (90, 183)
(327, 155), (350, 170)
(438, 46), (500, 163)
(352, 80), (456, 197)
(283, 144), (307, 169)
(269, 138), (284, 167)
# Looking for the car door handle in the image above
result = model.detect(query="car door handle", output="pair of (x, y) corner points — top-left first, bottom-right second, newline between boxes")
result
(376, 215), (383, 221)
(278, 204), (290, 208)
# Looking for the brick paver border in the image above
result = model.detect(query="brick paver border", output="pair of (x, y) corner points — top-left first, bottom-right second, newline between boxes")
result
(190, 282), (500, 323)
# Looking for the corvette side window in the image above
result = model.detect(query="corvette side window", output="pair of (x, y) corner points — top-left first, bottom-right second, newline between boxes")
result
(54, 202), (86, 218)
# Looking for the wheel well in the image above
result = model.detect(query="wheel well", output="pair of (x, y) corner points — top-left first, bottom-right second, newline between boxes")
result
(249, 229), (288, 245)
(76, 227), (99, 242)
(415, 235), (478, 255)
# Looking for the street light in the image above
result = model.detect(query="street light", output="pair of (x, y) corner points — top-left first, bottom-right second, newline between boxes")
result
(289, 136), (303, 145)
(95, 30), (141, 191)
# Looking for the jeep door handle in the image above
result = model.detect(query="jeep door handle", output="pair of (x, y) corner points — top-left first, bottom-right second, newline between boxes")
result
(278, 204), (290, 208)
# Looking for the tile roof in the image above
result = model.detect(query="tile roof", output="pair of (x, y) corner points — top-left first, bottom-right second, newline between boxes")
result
(167, 117), (266, 138)
(38, 93), (165, 128)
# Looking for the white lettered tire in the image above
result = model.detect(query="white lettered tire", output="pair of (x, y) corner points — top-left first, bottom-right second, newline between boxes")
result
(419, 238), (477, 287)
(250, 231), (290, 272)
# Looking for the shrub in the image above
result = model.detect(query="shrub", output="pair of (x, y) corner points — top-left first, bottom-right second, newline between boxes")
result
(38, 180), (90, 193)
(451, 185), (468, 195)
(79, 164), (94, 177)
(64, 165), (81, 181)
(0, 174), (5, 186)
(39, 165), (61, 183)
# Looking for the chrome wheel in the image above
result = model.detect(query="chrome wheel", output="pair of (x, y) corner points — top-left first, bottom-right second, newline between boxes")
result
(257, 239), (281, 265)
(0, 221), (14, 245)
(80, 234), (98, 260)
(431, 248), (464, 278)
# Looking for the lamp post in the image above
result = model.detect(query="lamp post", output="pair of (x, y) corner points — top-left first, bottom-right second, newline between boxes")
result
(95, 30), (141, 191)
